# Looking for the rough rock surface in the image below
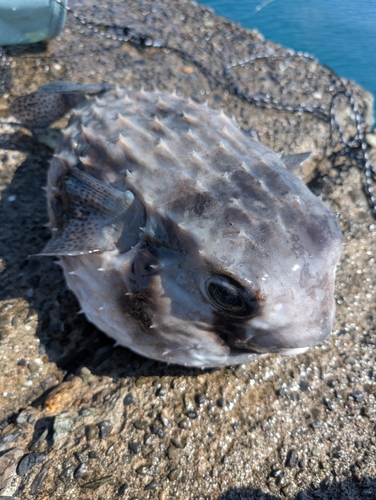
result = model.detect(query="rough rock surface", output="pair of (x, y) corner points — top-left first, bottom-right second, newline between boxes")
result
(0, 0), (375, 499)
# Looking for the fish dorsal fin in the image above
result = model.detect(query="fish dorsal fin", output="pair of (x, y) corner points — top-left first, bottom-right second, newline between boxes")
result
(37, 82), (112, 95)
(40, 167), (135, 256)
(282, 152), (311, 172)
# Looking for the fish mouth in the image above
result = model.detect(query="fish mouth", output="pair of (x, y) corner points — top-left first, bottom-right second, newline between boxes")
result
(212, 313), (333, 355)
(217, 333), (324, 356)
(232, 323), (332, 354)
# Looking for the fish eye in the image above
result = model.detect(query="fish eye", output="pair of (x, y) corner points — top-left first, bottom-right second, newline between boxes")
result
(205, 275), (259, 317)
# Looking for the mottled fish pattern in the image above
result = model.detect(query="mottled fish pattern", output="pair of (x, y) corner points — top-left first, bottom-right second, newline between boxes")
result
(10, 83), (343, 367)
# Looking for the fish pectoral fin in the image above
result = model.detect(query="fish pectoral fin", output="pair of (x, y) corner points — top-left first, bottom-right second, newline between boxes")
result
(41, 167), (135, 256)
(282, 152), (311, 172)
(40, 221), (116, 256)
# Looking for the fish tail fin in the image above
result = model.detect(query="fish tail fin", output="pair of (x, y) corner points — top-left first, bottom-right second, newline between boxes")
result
(9, 81), (112, 128)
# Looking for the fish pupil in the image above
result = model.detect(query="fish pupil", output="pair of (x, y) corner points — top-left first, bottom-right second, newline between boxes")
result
(209, 282), (241, 308)
(206, 276), (258, 317)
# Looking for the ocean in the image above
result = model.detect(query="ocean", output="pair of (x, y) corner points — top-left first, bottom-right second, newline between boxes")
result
(198, 0), (376, 118)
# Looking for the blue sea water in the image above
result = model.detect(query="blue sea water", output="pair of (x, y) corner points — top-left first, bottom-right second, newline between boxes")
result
(198, 0), (376, 117)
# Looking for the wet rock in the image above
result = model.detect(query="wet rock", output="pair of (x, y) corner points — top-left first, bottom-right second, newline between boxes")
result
(16, 409), (35, 426)
(350, 390), (365, 402)
(28, 360), (41, 374)
(299, 380), (309, 392)
(133, 420), (148, 430)
(118, 483), (129, 495)
(128, 442), (141, 454)
(159, 410), (169, 427)
(16, 452), (46, 477)
(0, 431), (21, 452)
(106, 443), (115, 456)
(135, 463), (152, 475)
(183, 394), (195, 412)
(29, 459), (52, 495)
(0, 447), (24, 495)
(195, 394), (207, 406)
(144, 433), (156, 446)
(170, 438), (185, 449)
(123, 393), (136, 406)
(80, 408), (96, 418)
(58, 460), (75, 486)
(74, 463), (90, 480)
(75, 452), (87, 463)
(168, 468), (182, 481)
(270, 468), (283, 478)
(53, 412), (79, 444)
(178, 419), (189, 429)
(326, 380), (338, 389)
(276, 387), (287, 397)
(167, 445), (182, 460)
(310, 422), (323, 430)
(285, 449), (298, 467)
(81, 475), (113, 489)
(122, 454), (132, 464)
(86, 424), (99, 442)
(150, 424), (165, 438)
(98, 420), (113, 439)
(323, 397), (334, 411)
(145, 479), (157, 490)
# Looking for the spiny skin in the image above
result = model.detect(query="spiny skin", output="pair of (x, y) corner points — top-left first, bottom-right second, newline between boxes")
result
(12, 85), (343, 367)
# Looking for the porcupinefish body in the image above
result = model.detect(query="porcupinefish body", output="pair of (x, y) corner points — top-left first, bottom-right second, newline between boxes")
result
(10, 83), (343, 367)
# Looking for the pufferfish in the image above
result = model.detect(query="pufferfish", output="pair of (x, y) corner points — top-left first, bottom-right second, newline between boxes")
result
(10, 82), (343, 368)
